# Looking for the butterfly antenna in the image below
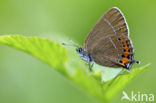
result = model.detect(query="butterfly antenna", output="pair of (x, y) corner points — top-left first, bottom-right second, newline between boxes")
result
(62, 38), (80, 48)
(62, 42), (78, 47)
(68, 38), (80, 47)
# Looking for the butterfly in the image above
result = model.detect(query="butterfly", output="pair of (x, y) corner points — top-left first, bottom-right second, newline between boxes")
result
(64, 7), (140, 71)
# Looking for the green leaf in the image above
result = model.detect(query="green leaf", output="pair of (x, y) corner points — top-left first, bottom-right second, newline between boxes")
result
(0, 35), (150, 103)
(101, 64), (150, 102)
(0, 35), (68, 75)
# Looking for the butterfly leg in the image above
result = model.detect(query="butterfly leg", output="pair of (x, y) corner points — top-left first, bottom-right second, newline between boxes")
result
(87, 62), (94, 72)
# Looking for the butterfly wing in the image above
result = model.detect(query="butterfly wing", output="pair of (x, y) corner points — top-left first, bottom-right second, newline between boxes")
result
(84, 7), (129, 52)
(90, 35), (134, 68)
(89, 36), (121, 67)
(83, 7), (134, 68)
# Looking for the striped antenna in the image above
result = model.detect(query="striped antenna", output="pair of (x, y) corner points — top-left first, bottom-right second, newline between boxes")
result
(62, 38), (79, 47)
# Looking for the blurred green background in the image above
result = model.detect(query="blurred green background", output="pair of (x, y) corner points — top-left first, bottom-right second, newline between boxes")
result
(0, 0), (155, 103)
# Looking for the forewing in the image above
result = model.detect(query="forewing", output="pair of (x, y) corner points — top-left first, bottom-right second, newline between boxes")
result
(84, 7), (129, 52)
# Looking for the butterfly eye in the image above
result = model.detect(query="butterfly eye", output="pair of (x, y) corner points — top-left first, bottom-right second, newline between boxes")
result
(79, 48), (82, 52)
(78, 49), (81, 52)
(77, 47), (83, 53)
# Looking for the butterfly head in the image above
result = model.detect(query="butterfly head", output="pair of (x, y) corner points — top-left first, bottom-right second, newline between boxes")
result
(76, 47), (93, 63)
(76, 47), (84, 54)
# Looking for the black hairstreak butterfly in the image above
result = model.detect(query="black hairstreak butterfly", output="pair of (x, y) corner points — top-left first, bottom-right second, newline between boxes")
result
(63, 7), (140, 71)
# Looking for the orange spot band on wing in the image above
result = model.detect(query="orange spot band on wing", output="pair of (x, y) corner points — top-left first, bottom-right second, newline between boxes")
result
(118, 36), (132, 67)
(119, 57), (130, 66)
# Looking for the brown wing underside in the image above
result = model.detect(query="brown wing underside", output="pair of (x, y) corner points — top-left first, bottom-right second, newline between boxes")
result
(84, 7), (129, 52)
(90, 35), (134, 67)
